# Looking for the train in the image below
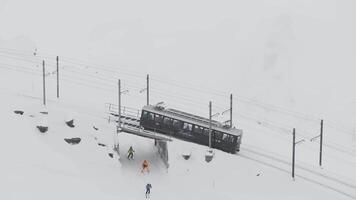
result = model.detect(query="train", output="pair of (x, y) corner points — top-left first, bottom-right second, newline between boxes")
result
(139, 105), (243, 153)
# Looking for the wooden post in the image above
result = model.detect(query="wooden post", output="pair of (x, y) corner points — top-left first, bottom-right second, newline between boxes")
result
(42, 60), (46, 106)
(292, 128), (296, 179)
(319, 119), (323, 166)
(56, 56), (59, 98)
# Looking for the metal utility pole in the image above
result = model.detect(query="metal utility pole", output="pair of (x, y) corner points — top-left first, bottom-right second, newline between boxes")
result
(118, 79), (121, 131)
(230, 94), (233, 128)
(319, 119), (324, 166)
(42, 60), (46, 106)
(56, 56), (59, 98)
(310, 119), (324, 167)
(146, 74), (149, 105)
(209, 101), (212, 148)
(292, 128), (296, 179)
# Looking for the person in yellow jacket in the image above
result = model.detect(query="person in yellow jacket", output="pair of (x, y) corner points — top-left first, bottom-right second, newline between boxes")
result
(127, 146), (135, 160)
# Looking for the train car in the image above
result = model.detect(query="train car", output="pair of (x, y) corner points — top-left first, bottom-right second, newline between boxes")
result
(139, 105), (243, 153)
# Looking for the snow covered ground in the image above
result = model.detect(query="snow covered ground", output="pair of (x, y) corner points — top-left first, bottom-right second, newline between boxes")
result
(0, 0), (356, 199)
(1, 91), (354, 200)
(0, 61), (355, 199)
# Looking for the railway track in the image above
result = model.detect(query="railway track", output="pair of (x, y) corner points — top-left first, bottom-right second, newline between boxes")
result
(239, 146), (356, 200)
(106, 108), (356, 199)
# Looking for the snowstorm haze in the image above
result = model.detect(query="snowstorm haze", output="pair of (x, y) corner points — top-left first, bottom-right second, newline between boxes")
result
(0, 0), (355, 124)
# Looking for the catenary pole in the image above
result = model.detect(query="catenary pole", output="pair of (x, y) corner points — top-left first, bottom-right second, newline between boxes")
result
(209, 101), (212, 148)
(230, 93), (233, 128)
(42, 60), (46, 106)
(292, 128), (296, 179)
(147, 74), (149, 105)
(118, 79), (121, 130)
(56, 56), (59, 98)
(320, 119), (323, 166)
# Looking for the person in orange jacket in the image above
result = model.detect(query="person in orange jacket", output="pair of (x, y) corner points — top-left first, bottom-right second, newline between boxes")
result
(141, 160), (150, 173)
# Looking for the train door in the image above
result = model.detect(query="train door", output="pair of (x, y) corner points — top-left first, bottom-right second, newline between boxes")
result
(172, 119), (183, 136)
(162, 116), (173, 135)
(154, 114), (164, 131)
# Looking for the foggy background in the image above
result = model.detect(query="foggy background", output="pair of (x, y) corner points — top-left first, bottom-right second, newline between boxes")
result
(0, 0), (355, 127)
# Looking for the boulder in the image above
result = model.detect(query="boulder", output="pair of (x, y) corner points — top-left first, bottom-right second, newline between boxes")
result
(64, 137), (81, 145)
(98, 143), (106, 147)
(205, 149), (214, 163)
(65, 119), (75, 128)
(37, 126), (48, 133)
(14, 110), (24, 115)
(182, 154), (191, 160)
(182, 151), (191, 160)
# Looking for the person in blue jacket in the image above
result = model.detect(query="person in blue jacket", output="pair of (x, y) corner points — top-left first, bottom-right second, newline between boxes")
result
(145, 183), (152, 198)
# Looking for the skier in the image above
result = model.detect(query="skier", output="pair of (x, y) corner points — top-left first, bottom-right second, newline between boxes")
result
(141, 160), (150, 173)
(127, 146), (135, 160)
(145, 183), (152, 198)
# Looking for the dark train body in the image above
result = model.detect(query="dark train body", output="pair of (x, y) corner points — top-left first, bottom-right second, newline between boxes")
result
(140, 105), (243, 153)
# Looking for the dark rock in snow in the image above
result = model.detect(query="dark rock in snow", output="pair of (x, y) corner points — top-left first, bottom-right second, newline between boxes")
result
(64, 137), (81, 145)
(108, 153), (113, 158)
(14, 110), (24, 115)
(98, 143), (106, 147)
(40, 111), (48, 115)
(65, 119), (75, 128)
(205, 155), (213, 163)
(93, 126), (99, 131)
(182, 154), (191, 160)
(205, 149), (214, 163)
(37, 126), (48, 133)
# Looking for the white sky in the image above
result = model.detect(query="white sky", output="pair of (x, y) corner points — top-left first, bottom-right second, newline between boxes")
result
(0, 0), (355, 122)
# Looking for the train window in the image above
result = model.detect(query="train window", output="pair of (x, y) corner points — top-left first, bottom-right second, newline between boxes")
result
(163, 117), (172, 126)
(222, 133), (229, 142)
(173, 120), (182, 129)
(155, 114), (163, 123)
(214, 131), (223, 140)
(148, 112), (154, 121)
(200, 127), (205, 134)
(183, 123), (193, 131)
(203, 128), (210, 136)
(142, 111), (148, 119)
(193, 125), (203, 134)
(229, 135), (236, 143)
(212, 131), (221, 143)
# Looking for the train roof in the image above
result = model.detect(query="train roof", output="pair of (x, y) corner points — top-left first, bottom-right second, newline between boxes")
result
(142, 105), (242, 136)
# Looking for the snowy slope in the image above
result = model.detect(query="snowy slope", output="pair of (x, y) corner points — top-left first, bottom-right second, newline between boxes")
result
(0, 0), (356, 199)
(0, 44), (355, 200)
(0, 42), (355, 199)
(0, 91), (352, 200)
